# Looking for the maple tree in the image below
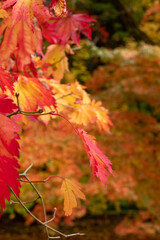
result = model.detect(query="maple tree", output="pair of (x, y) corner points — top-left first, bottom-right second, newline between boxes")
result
(0, 0), (112, 237)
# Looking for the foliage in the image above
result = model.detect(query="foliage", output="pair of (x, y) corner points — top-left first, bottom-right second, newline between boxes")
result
(74, 40), (160, 231)
(13, 40), (160, 236)
(1, 0), (160, 238)
(0, 0), (113, 229)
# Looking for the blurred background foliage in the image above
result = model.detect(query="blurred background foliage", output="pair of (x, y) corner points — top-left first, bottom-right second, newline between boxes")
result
(4, 0), (160, 238)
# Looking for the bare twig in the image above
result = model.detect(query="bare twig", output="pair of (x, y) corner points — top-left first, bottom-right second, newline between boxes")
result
(10, 196), (40, 205)
(10, 164), (85, 239)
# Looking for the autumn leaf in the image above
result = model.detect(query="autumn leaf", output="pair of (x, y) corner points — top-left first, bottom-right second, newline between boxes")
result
(69, 99), (113, 133)
(0, 67), (14, 94)
(43, 44), (69, 81)
(51, 81), (112, 132)
(77, 129), (112, 185)
(42, 13), (96, 46)
(0, 16), (43, 70)
(16, 22), (43, 69)
(61, 178), (86, 216)
(0, 94), (17, 114)
(1, 0), (51, 30)
(0, 113), (21, 215)
(50, 0), (67, 17)
(14, 75), (56, 112)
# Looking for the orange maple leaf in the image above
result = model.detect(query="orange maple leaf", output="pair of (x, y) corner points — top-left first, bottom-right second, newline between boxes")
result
(14, 75), (56, 112)
(1, 0), (51, 30)
(61, 178), (85, 216)
(0, 16), (42, 70)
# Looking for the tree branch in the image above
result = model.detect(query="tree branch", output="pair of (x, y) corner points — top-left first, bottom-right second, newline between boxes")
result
(10, 164), (85, 239)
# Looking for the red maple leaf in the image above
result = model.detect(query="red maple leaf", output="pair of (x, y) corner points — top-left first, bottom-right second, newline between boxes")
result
(77, 128), (112, 185)
(0, 113), (21, 214)
(42, 13), (96, 46)
(0, 67), (14, 94)
(0, 94), (17, 114)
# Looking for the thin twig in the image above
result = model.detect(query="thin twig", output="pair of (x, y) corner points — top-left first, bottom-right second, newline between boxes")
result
(45, 208), (57, 224)
(9, 188), (85, 238)
(24, 175), (49, 238)
(10, 196), (40, 205)
(15, 164), (85, 239)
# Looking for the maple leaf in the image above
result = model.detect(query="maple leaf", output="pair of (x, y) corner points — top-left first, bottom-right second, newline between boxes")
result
(77, 129), (112, 185)
(70, 99), (113, 133)
(0, 67), (14, 94)
(0, 16), (43, 70)
(43, 44), (69, 81)
(51, 82), (112, 132)
(50, 0), (67, 17)
(61, 178), (85, 216)
(42, 13), (96, 46)
(0, 113), (21, 214)
(14, 75), (56, 112)
(1, 0), (51, 30)
(90, 100), (113, 133)
(0, 94), (17, 114)
(16, 22), (43, 69)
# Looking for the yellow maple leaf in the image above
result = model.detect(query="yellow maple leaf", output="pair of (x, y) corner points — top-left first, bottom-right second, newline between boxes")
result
(61, 178), (86, 216)
(69, 105), (93, 126)
(44, 44), (69, 81)
(69, 98), (113, 133)
(36, 80), (112, 132)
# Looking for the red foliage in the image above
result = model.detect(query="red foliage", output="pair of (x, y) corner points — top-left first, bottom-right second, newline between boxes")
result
(42, 13), (96, 46)
(78, 128), (112, 185)
(0, 0), (111, 219)
(0, 113), (21, 214)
